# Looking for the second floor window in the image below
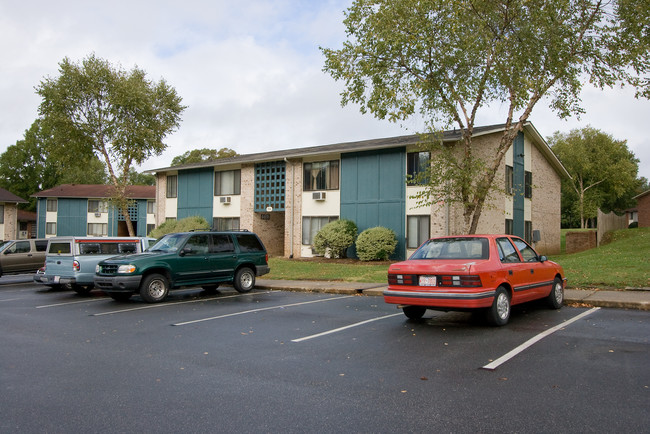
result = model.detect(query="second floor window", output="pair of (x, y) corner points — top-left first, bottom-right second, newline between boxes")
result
(407, 151), (430, 185)
(303, 161), (339, 191)
(46, 199), (58, 212)
(166, 175), (177, 198)
(88, 200), (108, 213)
(525, 171), (532, 198)
(214, 170), (241, 196)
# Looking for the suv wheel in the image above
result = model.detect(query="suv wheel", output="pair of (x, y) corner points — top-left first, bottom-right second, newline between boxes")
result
(233, 267), (255, 293)
(140, 273), (170, 303)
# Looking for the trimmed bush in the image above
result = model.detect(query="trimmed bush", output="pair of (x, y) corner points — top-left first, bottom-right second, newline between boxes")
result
(148, 215), (210, 238)
(313, 219), (358, 258)
(356, 226), (397, 261)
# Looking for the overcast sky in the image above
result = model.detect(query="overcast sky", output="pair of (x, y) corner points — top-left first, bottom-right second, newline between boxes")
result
(2, 0), (649, 180)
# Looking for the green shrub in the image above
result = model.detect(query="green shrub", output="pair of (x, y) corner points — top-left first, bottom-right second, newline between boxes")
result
(148, 216), (210, 238)
(313, 219), (358, 258)
(356, 227), (397, 261)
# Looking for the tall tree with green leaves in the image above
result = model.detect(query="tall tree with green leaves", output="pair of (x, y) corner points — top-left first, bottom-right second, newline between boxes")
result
(322, 0), (650, 233)
(37, 54), (186, 235)
(171, 148), (238, 166)
(549, 127), (640, 228)
(0, 120), (107, 211)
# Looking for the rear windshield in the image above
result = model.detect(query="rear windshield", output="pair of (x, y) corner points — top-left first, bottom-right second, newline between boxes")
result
(235, 234), (265, 253)
(410, 237), (489, 260)
(78, 242), (138, 255)
(49, 242), (72, 255)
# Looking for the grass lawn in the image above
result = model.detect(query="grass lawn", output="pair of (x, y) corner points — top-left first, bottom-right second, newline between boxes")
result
(266, 228), (650, 289)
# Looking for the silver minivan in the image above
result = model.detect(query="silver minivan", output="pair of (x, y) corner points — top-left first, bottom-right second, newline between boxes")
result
(0, 239), (49, 277)
(34, 237), (155, 295)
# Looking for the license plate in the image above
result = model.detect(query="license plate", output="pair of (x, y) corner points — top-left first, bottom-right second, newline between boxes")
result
(419, 275), (437, 286)
(53, 276), (60, 284)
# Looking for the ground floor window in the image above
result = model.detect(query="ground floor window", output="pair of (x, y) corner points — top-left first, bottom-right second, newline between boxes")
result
(302, 216), (337, 245)
(146, 224), (155, 235)
(213, 217), (240, 231)
(88, 223), (108, 236)
(46, 222), (56, 235)
(505, 219), (513, 235)
(407, 215), (430, 249)
(525, 221), (532, 244)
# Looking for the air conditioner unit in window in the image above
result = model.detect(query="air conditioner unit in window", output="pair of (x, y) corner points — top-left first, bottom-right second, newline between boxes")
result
(312, 191), (326, 201)
(220, 196), (232, 204)
(94, 212), (101, 217)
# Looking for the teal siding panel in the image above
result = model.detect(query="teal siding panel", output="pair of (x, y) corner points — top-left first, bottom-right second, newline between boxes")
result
(37, 198), (47, 237)
(513, 132), (525, 238)
(136, 200), (148, 237)
(341, 148), (406, 259)
(177, 168), (214, 222)
(58, 199), (87, 236)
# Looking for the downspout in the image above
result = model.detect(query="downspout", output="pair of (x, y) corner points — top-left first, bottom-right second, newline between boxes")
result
(284, 158), (294, 258)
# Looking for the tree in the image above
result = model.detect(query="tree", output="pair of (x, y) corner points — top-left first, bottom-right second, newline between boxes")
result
(37, 53), (185, 235)
(128, 168), (156, 186)
(549, 127), (640, 228)
(322, 0), (650, 233)
(171, 148), (238, 166)
(0, 120), (107, 211)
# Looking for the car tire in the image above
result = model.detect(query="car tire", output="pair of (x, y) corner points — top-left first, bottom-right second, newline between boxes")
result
(233, 267), (255, 293)
(486, 286), (511, 326)
(403, 305), (426, 320)
(107, 292), (132, 302)
(139, 273), (170, 303)
(71, 284), (92, 296)
(547, 277), (564, 309)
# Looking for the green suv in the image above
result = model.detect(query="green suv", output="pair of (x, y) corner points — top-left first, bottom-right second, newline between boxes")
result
(94, 230), (270, 303)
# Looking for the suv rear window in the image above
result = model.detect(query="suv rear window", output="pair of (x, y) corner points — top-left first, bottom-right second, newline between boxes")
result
(49, 242), (72, 254)
(35, 240), (48, 252)
(235, 234), (264, 253)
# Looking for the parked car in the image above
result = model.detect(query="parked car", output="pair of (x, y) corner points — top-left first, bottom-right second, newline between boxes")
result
(0, 238), (49, 277)
(94, 230), (270, 303)
(34, 237), (155, 295)
(384, 235), (566, 326)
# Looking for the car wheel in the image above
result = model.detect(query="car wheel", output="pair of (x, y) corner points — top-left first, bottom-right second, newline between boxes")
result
(107, 292), (132, 302)
(202, 284), (220, 294)
(403, 305), (426, 320)
(71, 284), (92, 296)
(547, 277), (564, 309)
(139, 273), (170, 303)
(233, 267), (255, 293)
(486, 286), (511, 326)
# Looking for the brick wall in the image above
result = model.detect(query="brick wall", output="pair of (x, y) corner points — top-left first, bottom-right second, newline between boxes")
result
(566, 230), (597, 253)
(638, 192), (650, 228)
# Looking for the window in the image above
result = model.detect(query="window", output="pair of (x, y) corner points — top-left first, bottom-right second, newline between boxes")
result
(146, 224), (155, 235)
(512, 237), (538, 261)
(210, 234), (235, 253)
(87, 223), (107, 236)
(147, 201), (155, 214)
(407, 215), (430, 249)
(407, 152), (430, 185)
(410, 237), (489, 260)
(303, 161), (339, 191)
(214, 170), (241, 196)
(184, 235), (209, 255)
(0, 205), (4, 224)
(505, 165), (514, 195)
(302, 216), (337, 245)
(213, 217), (240, 231)
(496, 237), (520, 263)
(47, 199), (58, 212)
(235, 234), (265, 253)
(505, 219), (513, 235)
(88, 200), (108, 213)
(525, 221), (533, 244)
(525, 171), (532, 198)
(35, 240), (48, 251)
(166, 175), (178, 198)
(46, 222), (57, 235)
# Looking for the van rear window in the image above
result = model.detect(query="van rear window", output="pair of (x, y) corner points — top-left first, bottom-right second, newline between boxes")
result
(49, 243), (71, 254)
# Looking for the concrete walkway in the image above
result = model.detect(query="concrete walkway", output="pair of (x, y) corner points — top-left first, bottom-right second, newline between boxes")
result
(256, 279), (650, 311)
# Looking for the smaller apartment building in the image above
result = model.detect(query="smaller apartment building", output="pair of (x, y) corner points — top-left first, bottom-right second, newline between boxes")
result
(0, 188), (28, 241)
(151, 123), (569, 259)
(33, 184), (156, 238)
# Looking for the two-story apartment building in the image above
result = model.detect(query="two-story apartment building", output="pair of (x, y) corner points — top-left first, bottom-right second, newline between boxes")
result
(150, 123), (569, 259)
(0, 188), (28, 241)
(33, 184), (156, 238)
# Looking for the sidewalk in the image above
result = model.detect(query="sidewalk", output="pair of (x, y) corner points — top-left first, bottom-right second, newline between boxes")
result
(256, 279), (650, 311)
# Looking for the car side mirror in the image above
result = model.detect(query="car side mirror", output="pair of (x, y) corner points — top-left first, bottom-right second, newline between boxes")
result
(539, 255), (547, 262)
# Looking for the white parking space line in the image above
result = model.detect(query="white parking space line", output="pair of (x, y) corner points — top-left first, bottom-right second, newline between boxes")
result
(0, 297), (23, 303)
(93, 291), (273, 316)
(291, 313), (403, 343)
(482, 307), (601, 371)
(36, 298), (109, 308)
(172, 295), (356, 326)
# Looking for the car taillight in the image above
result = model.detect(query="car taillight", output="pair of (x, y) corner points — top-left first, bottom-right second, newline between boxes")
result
(439, 275), (482, 287)
(388, 274), (417, 285)
(73, 260), (80, 272)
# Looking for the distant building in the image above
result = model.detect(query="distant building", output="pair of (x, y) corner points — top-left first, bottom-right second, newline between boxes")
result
(633, 190), (650, 228)
(0, 188), (28, 241)
(33, 184), (156, 238)
(149, 123), (569, 258)
(17, 210), (37, 239)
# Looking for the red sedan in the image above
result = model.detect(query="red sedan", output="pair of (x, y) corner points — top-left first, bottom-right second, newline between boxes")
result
(384, 235), (566, 325)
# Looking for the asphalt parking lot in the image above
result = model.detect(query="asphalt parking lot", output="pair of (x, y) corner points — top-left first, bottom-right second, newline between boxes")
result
(2, 280), (649, 433)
